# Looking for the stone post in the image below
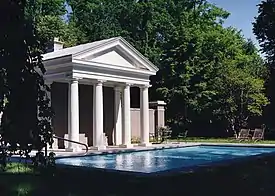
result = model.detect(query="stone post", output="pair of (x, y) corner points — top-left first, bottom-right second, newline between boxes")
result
(149, 101), (166, 136)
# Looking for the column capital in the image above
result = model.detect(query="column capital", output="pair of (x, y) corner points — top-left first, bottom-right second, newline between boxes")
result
(94, 80), (106, 86)
(124, 83), (133, 87)
(139, 84), (152, 89)
(114, 86), (122, 92)
(68, 77), (82, 83)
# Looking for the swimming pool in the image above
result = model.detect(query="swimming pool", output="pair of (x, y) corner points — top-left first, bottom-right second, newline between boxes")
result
(56, 145), (275, 174)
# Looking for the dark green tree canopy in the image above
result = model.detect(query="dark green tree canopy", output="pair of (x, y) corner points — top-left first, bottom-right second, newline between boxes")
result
(253, 0), (275, 64)
(10, 0), (267, 139)
(63, 0), (268, 136)
(0, 0), (54, 168)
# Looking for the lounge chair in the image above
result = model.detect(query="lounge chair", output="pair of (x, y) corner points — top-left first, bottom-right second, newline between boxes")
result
(252, 128), (264, 142)
(160, 127), (172, 143)
(235, 129), (251, 142)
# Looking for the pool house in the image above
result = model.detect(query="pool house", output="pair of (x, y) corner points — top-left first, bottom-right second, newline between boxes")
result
(43, 37), (166, 152)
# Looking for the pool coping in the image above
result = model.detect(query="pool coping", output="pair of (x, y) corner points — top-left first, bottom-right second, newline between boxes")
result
(55, 143), (200, 159)
(55, 143), (275, 177)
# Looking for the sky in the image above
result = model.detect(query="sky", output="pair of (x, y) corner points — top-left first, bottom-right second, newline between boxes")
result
(208, 0), (262, 49)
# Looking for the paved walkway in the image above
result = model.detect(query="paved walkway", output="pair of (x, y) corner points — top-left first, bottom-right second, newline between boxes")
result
(29, 142), (198, 157)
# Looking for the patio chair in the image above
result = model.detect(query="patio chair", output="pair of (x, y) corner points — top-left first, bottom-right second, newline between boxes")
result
(251, 128), (264, 142)
(235, 129), (251, 142)
(171, 130), (188, 144)
(177, 130), (188, 142)
(160, 127), (172, 143)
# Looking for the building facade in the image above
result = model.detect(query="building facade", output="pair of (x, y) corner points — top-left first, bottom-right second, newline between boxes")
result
(43, 37), (165, 151)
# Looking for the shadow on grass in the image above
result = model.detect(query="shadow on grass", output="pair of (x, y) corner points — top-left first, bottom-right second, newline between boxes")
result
(1, 156), (275, 196)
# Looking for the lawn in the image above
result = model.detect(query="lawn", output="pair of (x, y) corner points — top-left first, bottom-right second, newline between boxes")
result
(2, 156), (275, 196)
(2, 140), (275, 196)
(172, 137), (275, 144)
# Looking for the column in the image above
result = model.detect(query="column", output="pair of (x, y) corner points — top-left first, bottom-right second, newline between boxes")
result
(114, 86), (122, 146)
(120, 83), (133, 148)
(67, 79), (80, 151)
(93, 83), (96, 146)
(139, 85), (151, 146)
(92, 80), (106, 150)
(66, 82), (71, 149)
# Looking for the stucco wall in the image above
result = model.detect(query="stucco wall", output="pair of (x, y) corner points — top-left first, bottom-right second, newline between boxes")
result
(130, 108), (155, 138)
(51, 82), (156, 148)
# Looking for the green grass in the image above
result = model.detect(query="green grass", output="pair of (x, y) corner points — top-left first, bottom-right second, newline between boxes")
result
(171, 137), (275, 144)
(0, 163), (37, 196)
(2, 163), (34, 174)
(2, 138), (275, 196)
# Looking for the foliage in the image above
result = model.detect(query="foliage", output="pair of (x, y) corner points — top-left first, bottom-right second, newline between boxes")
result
(0, 0), (54, 169)
(25, 0), (67, 51)
(253, 0), (275, 131)
(253, 0), (275, 64)
(153, 1), (268, 135)
(63, 0), (268, 136)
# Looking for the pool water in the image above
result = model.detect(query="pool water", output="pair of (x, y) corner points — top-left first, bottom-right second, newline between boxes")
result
(56, 145), (275, 173)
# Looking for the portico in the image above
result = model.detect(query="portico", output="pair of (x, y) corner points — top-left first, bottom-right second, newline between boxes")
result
(43, 37), (159, 151)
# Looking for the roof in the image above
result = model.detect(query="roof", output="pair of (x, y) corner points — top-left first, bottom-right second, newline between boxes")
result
(42, 36), (158, 72)
(43, 37), (117, 60)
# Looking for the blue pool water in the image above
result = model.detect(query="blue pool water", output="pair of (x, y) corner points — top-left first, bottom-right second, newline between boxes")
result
(56, 145), (275, 173)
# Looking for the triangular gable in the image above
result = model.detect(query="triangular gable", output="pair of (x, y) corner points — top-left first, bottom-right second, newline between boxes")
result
(91, 50), (135, 68)
(73, 37), (158, 73)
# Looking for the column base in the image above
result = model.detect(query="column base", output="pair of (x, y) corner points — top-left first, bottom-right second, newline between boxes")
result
(119, 144), (134, 148)
(65, 147), (82, 152)
(138, 142), (152, 147)
(89, 145), (107, 151)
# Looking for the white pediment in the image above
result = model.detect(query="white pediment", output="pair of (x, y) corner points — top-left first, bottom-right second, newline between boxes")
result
(43, 37), (159, 75)
(78, 44), (151, 71)
(88, 50), (136, 68)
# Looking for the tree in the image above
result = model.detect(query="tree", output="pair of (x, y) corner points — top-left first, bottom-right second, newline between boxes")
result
(65, 0), (268, 137)
(253, 0), (275, 64)
(0, 0), (54, 168)
(154, 2), (268, 136)
(253, 0), (275, 131)
(25, 0), (67, 51)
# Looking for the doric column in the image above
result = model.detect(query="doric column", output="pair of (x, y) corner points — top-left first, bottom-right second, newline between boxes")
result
(120, 83), (133, 148)
(67, 79), (80, 151)
(92, 80), (106, 150)
(93, 83), (96, 145)
(114, 86), (122, 146)
(139, 84), (151, 146)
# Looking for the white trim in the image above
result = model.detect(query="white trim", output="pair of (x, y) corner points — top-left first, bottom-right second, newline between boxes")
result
(73, 38), (158, 73)
(72, 59), (155, 76)
(72, 71), (150, 85)
(117, 37), (158, 72)
(73, 38), (119, 58)
(42, 37), (158, 88)
(43, 55), (72, 67)
(42, 37), (158, 73)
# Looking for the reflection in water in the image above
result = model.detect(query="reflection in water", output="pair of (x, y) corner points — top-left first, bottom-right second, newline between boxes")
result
(56, 146), (275, 173)
(124, 153), (133, 170)
(93, 155), (106, 168)
(59, 158), (83, 166)
(115, 155), (123, 170)
(143, 151), (152, 169)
